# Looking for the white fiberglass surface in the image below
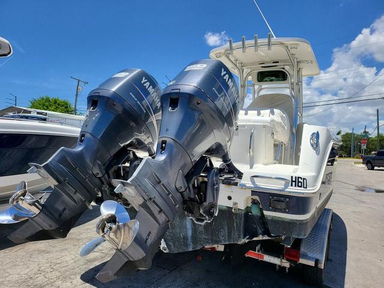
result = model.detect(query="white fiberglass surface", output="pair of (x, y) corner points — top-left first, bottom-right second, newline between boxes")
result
(0, 119), (80, 137)
(210, 38), (320, 77)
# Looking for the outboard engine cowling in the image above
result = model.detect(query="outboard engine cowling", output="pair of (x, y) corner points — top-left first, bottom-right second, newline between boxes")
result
(8, 69), (161, 243)
(96, 59), (241, 282)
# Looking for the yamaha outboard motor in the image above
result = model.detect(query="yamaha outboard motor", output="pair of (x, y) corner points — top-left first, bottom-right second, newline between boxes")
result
(7, 69), (161, 243)
(92, 59), (241, 282)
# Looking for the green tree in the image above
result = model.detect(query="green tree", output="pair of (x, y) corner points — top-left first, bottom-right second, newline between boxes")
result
(338, 132), (384, 156)
(339, 132), (362, 157)
(366, 134), (384, 154)
(29, 96), (75, 114)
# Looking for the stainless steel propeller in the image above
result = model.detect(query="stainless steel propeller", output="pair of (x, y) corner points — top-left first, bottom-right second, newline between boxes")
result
(10, 181), (42, 214)
(80, 200), (139, 257)
(0, 181), (42, 224)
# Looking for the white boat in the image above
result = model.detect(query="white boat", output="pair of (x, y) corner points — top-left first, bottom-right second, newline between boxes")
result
(0, 117), (80, 200)
(4, 36), (334, 286)
(0, 106), (85, 128)
(0, 39), (82, 201)
(208, 36), (334, 238)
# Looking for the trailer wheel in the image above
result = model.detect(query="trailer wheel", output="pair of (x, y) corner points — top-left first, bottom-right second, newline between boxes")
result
(303, 264), (325, 287)
(302, 218), (332, 287)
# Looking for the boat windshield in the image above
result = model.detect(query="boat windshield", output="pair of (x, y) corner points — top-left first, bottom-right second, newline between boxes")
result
(257, 70), (288, 82)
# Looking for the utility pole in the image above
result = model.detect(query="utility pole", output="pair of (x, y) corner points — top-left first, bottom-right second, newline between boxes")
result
(6, 93), (17, 106)
(377, 109), (380, 151)
(70, 76), (88, 114)
(362, 125), (368, 155)
(351, 127), (354, 158)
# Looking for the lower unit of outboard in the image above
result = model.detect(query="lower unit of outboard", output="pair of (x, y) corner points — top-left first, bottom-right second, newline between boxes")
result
(8, 69), (161, 243)
(95, 59), (241, 282)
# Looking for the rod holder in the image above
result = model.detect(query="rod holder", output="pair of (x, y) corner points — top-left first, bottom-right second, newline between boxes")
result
(267, 33), (272, 50)
(242, 36), (246, 53)
(254, 34), (258, 52)
(229, 39), (233, 54)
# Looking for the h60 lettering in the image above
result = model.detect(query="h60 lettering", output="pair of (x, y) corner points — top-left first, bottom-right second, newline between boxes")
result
(290, 176), (307, 189)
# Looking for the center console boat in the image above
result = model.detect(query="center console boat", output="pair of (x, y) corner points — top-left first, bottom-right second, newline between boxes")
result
(2, 35), (334, 287)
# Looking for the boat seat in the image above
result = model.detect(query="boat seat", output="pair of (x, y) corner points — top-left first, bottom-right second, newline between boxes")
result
(230, 109), (289, 167)
(247, 93), (294, 128)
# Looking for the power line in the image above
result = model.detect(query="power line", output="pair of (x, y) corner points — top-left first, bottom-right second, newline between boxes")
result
(369, 123), (384, 135)
(305, 71), (381, 82)
(6, 93), (17, 106)
(304, 83), (384, 89)
(313, 39), (384, 58)
(310, 34), (358, 47)
(304, 62), (382, 79)
(304, 106), (334, 118)
(304, 71), (384, 116)
(0, 56), (13, 68)
(303, 96), (384, 108)
(304, 92), (384, 105)
(70, 76), (88, 115)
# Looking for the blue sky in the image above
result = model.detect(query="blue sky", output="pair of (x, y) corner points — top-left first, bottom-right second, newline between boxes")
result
(1, 0), (384, 133)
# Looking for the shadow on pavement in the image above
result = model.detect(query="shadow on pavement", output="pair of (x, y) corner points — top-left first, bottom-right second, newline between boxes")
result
(81, 250), (313, 288)
(0, 221), (24, 250)
(74, 204), (101, 228)
(80, 212), (348, 288)
(0, 208), (347, 287)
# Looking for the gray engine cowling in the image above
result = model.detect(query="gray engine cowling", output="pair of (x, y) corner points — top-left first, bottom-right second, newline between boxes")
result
(96, 59), (241, 282)
(8, 69), (161, 243)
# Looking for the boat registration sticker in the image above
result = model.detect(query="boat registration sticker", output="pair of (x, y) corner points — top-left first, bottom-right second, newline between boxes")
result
(290, 176), (307, 189)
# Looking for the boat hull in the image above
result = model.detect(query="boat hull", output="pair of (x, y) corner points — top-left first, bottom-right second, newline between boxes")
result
(163, 163), (335, 253)
(0, 173), (47, 201)
(0, 119), (80, 200)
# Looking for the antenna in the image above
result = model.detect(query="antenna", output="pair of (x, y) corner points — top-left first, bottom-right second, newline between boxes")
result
(252, 0), (276, 38)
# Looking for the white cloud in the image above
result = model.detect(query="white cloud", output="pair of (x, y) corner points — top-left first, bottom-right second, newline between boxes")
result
(304, 15), (384, 134)
(204, 31), (229, 47)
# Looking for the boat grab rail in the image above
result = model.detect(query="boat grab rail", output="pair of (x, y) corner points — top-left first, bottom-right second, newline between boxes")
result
(239, 174), (290, 189)
(249, 128), (255, 169)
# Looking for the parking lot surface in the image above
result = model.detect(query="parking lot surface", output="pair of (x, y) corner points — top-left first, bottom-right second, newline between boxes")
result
(0, 158), (383, 288)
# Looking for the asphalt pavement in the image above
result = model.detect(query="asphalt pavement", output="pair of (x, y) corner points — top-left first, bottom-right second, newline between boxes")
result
(0, 159), (383, 288)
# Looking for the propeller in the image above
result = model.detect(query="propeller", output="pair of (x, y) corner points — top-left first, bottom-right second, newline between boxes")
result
(80, 200), (139, 257)
(9, 181), (42, 215)
(0, 181), (42, 224)
(0, 204), (35, 224)
(79, 236), (105, 257)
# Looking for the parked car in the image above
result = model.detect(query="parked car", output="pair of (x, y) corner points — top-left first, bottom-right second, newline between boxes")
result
(362, 150), (384, 170)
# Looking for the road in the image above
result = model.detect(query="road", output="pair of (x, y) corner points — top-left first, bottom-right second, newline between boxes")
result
(0, 159), (383, 287)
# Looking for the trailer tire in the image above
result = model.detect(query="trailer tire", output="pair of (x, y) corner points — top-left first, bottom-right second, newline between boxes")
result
(302, 216), (332, 287)
(303, 265), (324, 287)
